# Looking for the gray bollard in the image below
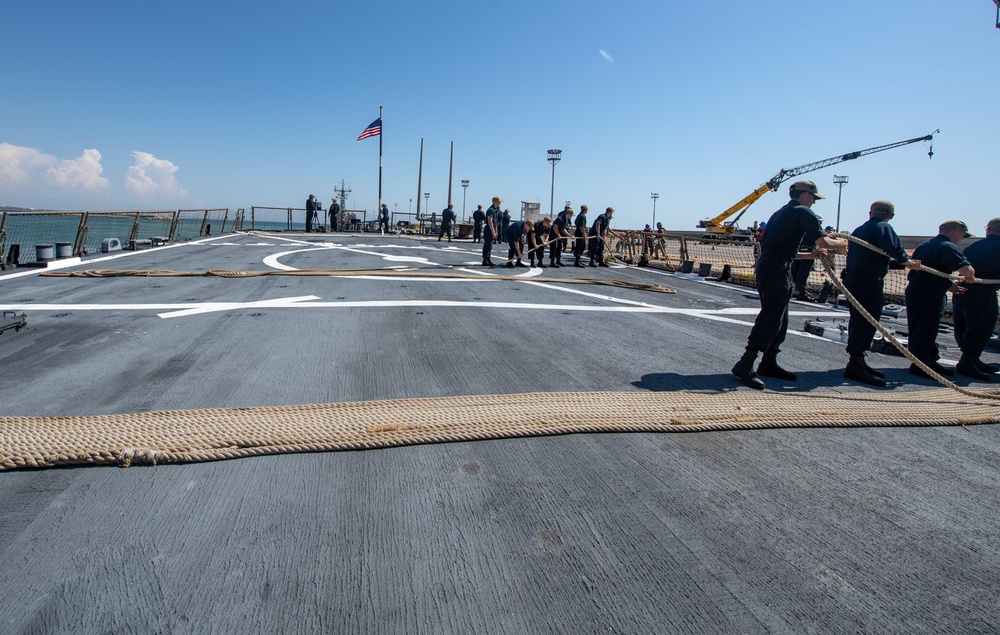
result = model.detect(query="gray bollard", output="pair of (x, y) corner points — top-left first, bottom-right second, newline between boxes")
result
(55, 242), (73, 258)
(681, 260), (694, 274)
(697, 262), (713, 277)
(35, 244), (54, 262)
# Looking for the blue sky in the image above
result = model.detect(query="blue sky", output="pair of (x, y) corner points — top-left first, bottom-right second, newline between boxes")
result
(2, 0), (997, 235)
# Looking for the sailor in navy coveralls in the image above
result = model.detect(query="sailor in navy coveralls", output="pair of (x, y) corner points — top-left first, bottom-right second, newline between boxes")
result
(842, 200), (919, 387)
(952, 218), (1000, 380)
(731, 180), (847, 390)
(904, 220), (975, 378)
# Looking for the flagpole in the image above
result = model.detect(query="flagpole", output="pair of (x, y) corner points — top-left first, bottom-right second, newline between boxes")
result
(447, 141), (454, 208)
(416, 138), (424, 218)
(378, 104), (383, 214)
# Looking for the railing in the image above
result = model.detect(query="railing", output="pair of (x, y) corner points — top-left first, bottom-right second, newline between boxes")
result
(0, 209), (238, 269)
(608, 229), (903, 305)
(246, 207), (371, 232)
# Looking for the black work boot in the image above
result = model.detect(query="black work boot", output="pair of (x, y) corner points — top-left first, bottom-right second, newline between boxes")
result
(975, 359), (1000, 375)
(732, 348), (765, 390)
(844, 355), (887, 387)
(862, 358), (885, 379)
(757, 353), (797, 381)
(956, 355), (992, 381)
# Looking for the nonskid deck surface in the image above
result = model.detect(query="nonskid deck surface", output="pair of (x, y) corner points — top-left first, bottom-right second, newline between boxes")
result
(1, 232), (998, 633)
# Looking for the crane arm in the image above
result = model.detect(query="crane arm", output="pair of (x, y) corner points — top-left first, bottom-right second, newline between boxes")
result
(765, 132), (935, 189)
(700, 131), (936, 233)
(699, 182), (773, 229)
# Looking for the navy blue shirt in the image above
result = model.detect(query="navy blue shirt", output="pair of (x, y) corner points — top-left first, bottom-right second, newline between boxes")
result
(472, 209), (485, 223)
(759, 200), (824, 265)
(962, 234), (1000, 292)
(505, 220), (526, 242)
(486, 205), (500, 233)
(550, 214), (570, 239)
(590, 213), (609, 237)
(575, 212), (588, 235)
(907, 234), (970, 293)
(441, 207), (456, 225)
(846, 217), (909, 277)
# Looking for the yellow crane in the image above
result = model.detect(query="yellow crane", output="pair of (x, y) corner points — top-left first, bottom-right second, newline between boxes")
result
(698, 131), (937, 241)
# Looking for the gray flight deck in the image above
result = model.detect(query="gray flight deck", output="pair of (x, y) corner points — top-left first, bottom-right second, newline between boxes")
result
(1, 232), (998, 634)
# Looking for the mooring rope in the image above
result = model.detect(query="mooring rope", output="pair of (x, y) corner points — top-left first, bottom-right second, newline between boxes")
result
(40, 268), (677, 294)
(2, 389), (998, 472)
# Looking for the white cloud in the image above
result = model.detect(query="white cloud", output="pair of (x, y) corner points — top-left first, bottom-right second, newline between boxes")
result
(0, 143), (57, 185)
(46, 148), (110, 191)
(124, 151), (186, 198)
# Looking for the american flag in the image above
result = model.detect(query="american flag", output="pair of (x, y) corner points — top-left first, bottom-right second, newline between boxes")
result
(357, 118), (381, 142)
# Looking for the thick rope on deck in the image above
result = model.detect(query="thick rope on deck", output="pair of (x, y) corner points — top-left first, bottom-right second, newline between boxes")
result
(40, 268), (677, 294)
(1, 389), (998, 472)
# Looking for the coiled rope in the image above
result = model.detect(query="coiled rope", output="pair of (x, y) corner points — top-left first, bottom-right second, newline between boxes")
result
(2, 389), (998, 471)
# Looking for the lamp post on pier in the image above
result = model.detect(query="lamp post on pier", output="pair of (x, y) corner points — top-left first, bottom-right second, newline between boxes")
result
(651, 192), (659, 227)
(461, 179), (469, 221)
(833, 175), (849, 232)
(547, 149), (562, 217)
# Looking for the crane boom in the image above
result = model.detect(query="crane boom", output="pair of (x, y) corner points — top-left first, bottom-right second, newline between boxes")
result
(699, 131), (937, 236)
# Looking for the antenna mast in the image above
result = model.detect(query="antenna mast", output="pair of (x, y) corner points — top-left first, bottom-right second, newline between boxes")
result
(336, 179), (352, 210)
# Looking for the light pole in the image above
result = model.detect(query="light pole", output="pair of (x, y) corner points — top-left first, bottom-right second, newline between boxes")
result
(424, 192), (430, 215)
(409, 198), (412, 214)
(547, 149), (562, 217)
(651, 192), (659, 227)
(461, 179), (469, 221)
(833, 175), (849, 232)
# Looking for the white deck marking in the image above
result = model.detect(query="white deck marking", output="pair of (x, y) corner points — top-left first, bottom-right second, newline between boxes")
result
(262, 244), (543, 279)
(157, 295), (321, 318)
